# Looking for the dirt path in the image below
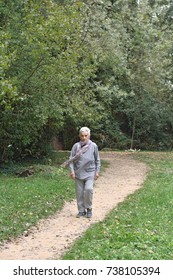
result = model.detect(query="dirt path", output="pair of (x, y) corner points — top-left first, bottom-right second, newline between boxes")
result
(0, 152), (147, 260)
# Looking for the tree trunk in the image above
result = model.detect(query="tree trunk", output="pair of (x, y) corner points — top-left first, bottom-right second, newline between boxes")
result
(130, 115), (136, 150)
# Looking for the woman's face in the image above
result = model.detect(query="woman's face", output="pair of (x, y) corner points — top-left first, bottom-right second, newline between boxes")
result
(79, 131), (90, 142)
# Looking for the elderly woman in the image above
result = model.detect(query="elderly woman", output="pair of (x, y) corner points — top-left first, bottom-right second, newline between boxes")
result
(67, 127), (101, 218)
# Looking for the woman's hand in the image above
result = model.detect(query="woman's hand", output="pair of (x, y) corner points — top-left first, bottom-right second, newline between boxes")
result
(94, 172), (99, 180)
(70, 172), (75, 179)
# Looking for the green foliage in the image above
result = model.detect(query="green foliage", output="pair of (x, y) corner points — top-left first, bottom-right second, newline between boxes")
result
(1, 0), (173, 161)
(89, 0), (173, 150)
(0, 0), (98, 160)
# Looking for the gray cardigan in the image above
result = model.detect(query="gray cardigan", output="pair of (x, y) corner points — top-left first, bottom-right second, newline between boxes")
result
(69, 141), (101, 179)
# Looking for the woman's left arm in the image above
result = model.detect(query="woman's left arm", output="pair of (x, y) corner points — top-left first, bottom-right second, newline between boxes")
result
(94, 144), (101, 179)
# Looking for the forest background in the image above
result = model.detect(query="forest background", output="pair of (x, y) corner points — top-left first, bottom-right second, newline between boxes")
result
(1, 0), (173, 162)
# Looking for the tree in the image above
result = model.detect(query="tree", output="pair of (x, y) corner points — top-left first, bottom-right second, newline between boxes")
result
(1, 0), (173, 161)
(0, 0), (99, 160)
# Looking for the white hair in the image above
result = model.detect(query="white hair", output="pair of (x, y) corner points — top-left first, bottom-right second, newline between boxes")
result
(79, 127), (91, 135)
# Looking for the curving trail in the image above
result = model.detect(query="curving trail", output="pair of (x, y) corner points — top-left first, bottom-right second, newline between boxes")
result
(0, 152), (147, 260)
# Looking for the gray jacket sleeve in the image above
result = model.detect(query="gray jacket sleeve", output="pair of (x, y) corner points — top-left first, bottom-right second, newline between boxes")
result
(68, 143), (78, 173)
(94, 144), (101, 173)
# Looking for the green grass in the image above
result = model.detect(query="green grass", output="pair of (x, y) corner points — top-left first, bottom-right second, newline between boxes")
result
(0, 152), (108, 243)
(0, 151), (74, 242)
(62, 152), (173, 260)
(1, 151), (173, 259)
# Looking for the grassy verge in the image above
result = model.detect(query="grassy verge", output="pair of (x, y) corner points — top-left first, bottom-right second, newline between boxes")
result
(0, 152), (108, 243)
(62, 152), (173, 260)
(0, 151), (73, 242)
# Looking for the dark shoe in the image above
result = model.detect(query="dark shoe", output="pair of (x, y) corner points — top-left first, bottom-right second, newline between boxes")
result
(86, 208), (92, 218)
(76, 211), (86, 218)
